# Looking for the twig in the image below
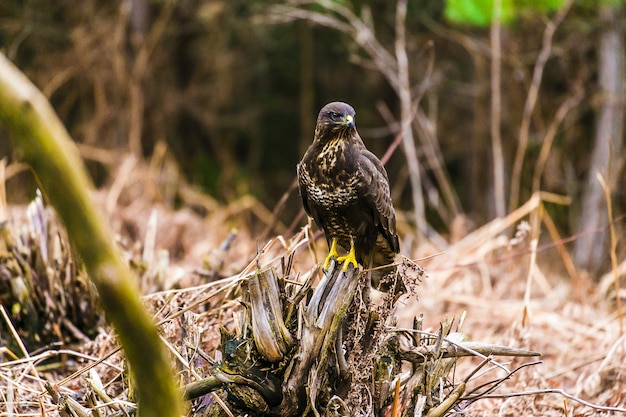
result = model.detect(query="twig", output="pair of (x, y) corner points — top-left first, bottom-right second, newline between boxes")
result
(0, 305), (45, 392)
(490, 0), (505, 218)
(379, 104), (413, 166)
(540, 209), (582, 295)
(413, 107), (462, 221)
(522, 221), (539, 327)
(393, 328), (539, 366)
(410, 43), (463, 224)
(531, 86), (584, 194)
(463, 360), (542, 400)
(262, 177), (299, 239)
(39, 348), (122, 395)
(0, 349), (122, 373)
(509, 0), (573, 211)
(597, 173), (623, 334)
(470, 388), (626, 413)
(393, 0), (427, 235)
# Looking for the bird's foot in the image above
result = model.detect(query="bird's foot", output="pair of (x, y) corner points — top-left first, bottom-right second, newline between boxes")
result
(323, 238), (341, 272)
(337, 246), (358, 272)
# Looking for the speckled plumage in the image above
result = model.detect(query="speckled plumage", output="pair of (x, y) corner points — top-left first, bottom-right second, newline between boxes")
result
(297, 102), (399, 276)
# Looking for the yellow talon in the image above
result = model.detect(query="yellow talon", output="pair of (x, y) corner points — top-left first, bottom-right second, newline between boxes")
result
(323, 238), (340, 271)
(337, 244), (358, 272)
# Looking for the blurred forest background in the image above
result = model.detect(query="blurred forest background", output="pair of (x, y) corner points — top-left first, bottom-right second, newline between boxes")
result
(1, 0), (624, 276)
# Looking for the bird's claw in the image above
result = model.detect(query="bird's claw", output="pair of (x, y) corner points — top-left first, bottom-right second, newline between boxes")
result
(337, 246), (358, 272)
(323, 254), (335, 272)
(323, 239), (341, 272)
(323, 238), (358, 273)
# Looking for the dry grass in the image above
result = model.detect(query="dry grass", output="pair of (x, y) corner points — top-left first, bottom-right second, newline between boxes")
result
(1, 158), (625, 416)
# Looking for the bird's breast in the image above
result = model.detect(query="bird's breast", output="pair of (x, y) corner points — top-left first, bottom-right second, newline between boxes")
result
(316, 139), (350, 172)
(300, 159), (360, 209)
(299, 137), (365, 211)
(305, 172), (360, 207)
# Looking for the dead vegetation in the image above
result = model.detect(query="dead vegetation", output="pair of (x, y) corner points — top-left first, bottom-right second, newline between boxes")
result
(1, 1), (625, 415)
(1, 158), (625, 416)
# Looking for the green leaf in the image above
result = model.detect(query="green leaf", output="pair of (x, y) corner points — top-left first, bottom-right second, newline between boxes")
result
(444, 0), (570, 27)
(445, 0), (514, 26)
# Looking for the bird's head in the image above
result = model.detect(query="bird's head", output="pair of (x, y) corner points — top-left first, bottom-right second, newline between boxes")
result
(315, 102), (356, 142)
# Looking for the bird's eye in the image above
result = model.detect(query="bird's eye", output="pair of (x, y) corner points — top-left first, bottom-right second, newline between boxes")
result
(329, 112), (341, 120)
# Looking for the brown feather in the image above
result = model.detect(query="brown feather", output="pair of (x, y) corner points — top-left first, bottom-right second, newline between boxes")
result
(297, 102), (400, 283)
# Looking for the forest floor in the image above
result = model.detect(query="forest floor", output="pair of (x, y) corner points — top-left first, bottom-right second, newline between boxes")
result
(2, 158), (625, 416)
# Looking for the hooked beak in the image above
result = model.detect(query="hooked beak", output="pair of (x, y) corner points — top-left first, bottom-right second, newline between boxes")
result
(344, 115), (354, 128)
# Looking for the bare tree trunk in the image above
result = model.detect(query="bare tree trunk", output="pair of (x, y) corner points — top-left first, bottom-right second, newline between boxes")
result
(394, 0), (427, 236)
(490, 0), (506, 219)
(574, 3), (624, 275)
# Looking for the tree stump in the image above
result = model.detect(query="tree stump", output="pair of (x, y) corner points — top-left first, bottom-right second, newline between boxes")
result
(185, 254), (538, 417)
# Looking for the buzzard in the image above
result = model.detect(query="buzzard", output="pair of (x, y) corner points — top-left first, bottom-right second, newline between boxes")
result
(297, 102), (399, 282)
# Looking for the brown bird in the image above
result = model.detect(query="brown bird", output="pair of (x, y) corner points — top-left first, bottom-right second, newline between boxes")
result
(297, 102), (399, 283)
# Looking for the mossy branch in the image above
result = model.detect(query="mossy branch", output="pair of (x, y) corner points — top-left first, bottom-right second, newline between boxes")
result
(0, 53), (183, 417)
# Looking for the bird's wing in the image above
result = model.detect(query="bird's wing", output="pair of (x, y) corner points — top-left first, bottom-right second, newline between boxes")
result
(359, 149), (399, 252)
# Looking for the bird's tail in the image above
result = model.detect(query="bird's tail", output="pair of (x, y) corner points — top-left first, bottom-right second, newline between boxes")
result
(364, 248), (403, 293)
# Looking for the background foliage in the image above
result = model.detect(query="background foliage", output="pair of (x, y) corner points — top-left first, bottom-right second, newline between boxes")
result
(1, 0), (624, 273)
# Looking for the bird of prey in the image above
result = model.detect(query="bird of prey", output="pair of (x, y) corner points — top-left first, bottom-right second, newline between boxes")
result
(297, 101), (399, 282)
